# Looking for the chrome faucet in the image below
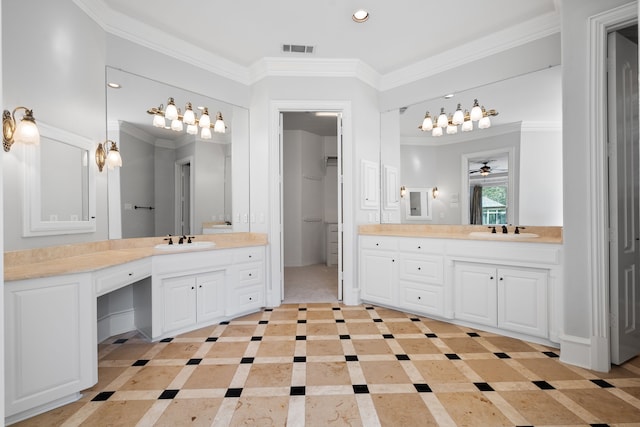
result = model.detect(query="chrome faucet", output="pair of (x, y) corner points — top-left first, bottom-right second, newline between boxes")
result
(501, 225), (508, 234)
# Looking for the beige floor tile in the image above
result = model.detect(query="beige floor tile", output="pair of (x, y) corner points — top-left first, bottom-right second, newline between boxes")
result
(229, 396), (290, 425)
(307, 361), (352, 386)
(305, 322), (340, 336)
(100, 342), (156, 360)
(205, 341), (249, 358)
(306, 339), (345, 356)
(306, 309), (337, 320)
(517, 358), (585, 381)
(396, 338), (441, 355)
(154, 342), (201, 359)
(182, 364), (238, 389)
(305, 395), (362, 426)
(412, 360), (469, 383)
(499, 390), (584, 425)
(561, 388), (640, 423)
(12, 401), (87, 427)
(440, 337), (492, 354)
(371, 393), (439, 426)
(436, 391), (513, 426)
(464, 359), (529, 382)
(352, 339), (393, 355)
(244, 363), (293, 388)
(384, 320), (423, 335)
(79, 400), (155, 426)
(255, 340), (296, 357)
(264, 323), (299, 336)
(482, 335), (539, 352)
(346, 322), (383, 335)
(360, 361), (412, 384)
(154, 398), (223, 427)
(119, 366), (184, 390)
(219, 324), (258, 337)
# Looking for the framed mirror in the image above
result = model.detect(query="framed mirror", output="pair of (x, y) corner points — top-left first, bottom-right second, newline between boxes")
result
(105, 67), (250, 238)
(404, 187), (434, 220)
(23, 122), (96, 236)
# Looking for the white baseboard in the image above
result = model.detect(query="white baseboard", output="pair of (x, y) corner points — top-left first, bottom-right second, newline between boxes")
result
(559, 334), (593, 370)
(97, 309), (135, 343)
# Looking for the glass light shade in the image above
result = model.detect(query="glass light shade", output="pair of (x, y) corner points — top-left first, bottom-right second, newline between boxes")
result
(478, 116), (491, 129)
(199, 108), (211, 128)
(153, 114), (165, 128)
(14, 118), (40, 145)
(171, 118), (183, 131)
(421, 113), (433, 131)
(470, 99), (483, 121)
(200, 127), (212, 140)
(446, 123), (458, 135)
(183, 104), (196, 125)
(186, 124), (198, 135)
(461, 119), (473, 132)
(106, 144), (122, 169)
(214, 112), (225, 133)
(165, 99), (178, 121)
(432, 127), (443, 137)
(437, 109), (448, 128)
(452, 104), (464, 125)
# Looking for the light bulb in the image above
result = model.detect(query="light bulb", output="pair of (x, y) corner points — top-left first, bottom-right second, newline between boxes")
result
(14, 116), (40, 145)
(446, 122), (458, 135)
(432, 127), (443, 137)
(106, 142), (122, 169)
(165, 98), (178, 121)
(452, 104), (464, 125)
(479, 115), (491, 129)
(200, 127), (212, 139)
(153, 114), (165, 128)
(461, 119), (473, 132)
(470, 99), (483, 121)
(421, 112), (433, 131)
(437, 108), (448, 128)
(186, 124), (198, 135)
(199, 107), (211, 128)
(182, 103), (196, 125)
(171, 118), (183, 131)
(214, 112), (225, 133)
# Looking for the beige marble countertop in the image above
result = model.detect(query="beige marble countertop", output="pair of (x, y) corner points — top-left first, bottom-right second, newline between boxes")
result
(5, 233), (268, 282)
(359, 224), (562, 244)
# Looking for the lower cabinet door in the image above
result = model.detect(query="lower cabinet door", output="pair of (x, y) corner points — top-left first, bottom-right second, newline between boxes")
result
(163, 276), (197, 332)
(498, 268), (548, 338)
(196, 271), (225, 323)
(454, 263), (497, 327)
(360, 250), (396, 305)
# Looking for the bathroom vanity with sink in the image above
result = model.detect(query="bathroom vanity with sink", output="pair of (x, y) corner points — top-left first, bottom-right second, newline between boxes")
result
(359, 224), (563, 347)
(3, 233), (267, 424)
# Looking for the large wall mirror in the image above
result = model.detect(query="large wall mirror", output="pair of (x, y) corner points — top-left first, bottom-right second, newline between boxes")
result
(23, 122), (96, 236)
(105, 67), (250, 238)
(386, 65), (563, 226)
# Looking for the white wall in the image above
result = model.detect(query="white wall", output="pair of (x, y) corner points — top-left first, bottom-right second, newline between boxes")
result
(120, 131), (155, 238)
(194, 141), (227, 231)
(2, 0), (108, 250)
(283, 130), (302, 266)
(380, 110), (401, 223)
(154, 145), (176, 236)
(324, 136), (339, 223)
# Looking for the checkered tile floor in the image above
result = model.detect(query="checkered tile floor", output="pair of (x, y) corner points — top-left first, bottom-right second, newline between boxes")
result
(14, 303), (640, 426)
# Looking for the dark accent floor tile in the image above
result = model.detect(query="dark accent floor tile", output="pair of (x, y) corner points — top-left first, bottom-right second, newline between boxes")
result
(396, 354), (410, 361)
(414, 383), (432, 393)
(365, 307), (375, 310)
(373, 318), (383, 323)
(206, 337), (218, 342)
(113, 338), (128, 344)
(332, 307), (341, 311)
(225, 388), (243, 398)
(467, 332), (480, 337)
(160, 338), (173, 343)
(296, 335), (306, 341)
(590, 424), (610, 427)
(186, 358), (202, 365)
(220, 321), (230, 325)
(533, 380), (555, 390)
(543, 351), (559, 358)
(159, 389), (179, 399)
(591, 379), (614, 388)
(345, 355), (359, 362)
(132, 359), (149, 366)
(336, 319), (345, 323)
(294, 356), (306, 363)
(264, 308), (273, 312)
(297, 320), (307, 324)
(92, 391), (115, 401)
(383, 334), (394, 339)
(340, 334), (351, 340)
(474, 382), (494, 392)
(410, 318), (421, 322)
(494, 352), (511, 359)
(290, 386), (305, 396)
(445, 353), (460, 360)
(353, 384), (369, 394)
(298, 308), (307, 311)
(258, 320), (268, 324)
(240, 357), (255, 364)
(251, 336), (263, 341)
(425, 333), (437, 338)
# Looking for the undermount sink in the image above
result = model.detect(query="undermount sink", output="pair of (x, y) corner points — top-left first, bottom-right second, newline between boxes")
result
(468, 231), (539, 239)
(154, 241), (216, 250)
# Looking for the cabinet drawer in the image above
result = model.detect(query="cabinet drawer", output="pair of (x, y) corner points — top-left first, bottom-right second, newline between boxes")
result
(399, 255), (443, 284)
(232, 285), (264, 313)
(95, 258), (151, 296)
(236, 262), (263, 286)
(398, 238), (446, 254)
(360, 235), (398, 251)
(401, 282), (444, 316)
(233, 247), (264, 263)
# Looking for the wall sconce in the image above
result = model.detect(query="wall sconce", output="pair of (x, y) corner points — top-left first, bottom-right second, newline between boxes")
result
(3, 106), (40, 152)
(400, 185), (406, 198)
(432, 187), (439, 199)
(95, 140), (122, 172)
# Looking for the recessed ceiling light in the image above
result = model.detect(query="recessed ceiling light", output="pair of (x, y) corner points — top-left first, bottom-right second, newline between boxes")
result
(352, 9), (369, 23)
(444, 93), (455, 99)
(107, 82), (121, 89)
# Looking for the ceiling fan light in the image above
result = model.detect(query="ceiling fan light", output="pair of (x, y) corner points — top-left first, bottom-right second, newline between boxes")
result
(470, 99), (483, 121)
(452, 104), (464, 125)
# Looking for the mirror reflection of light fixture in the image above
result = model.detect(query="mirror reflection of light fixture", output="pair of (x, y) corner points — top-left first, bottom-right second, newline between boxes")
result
(419, 98), (498, 137)
(147, 100), (225, 140)
(400, 185), (407, 198)
(432, 187), (439, 199)
(95, 140), (122, 172)
(352, 9), (369, 23)
(3, 106), (40, 152)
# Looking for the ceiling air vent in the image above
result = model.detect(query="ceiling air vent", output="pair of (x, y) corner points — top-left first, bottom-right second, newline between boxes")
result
(282, 44), (315, 54)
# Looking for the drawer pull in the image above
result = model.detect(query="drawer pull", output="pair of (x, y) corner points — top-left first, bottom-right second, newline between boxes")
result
(418, 267), (421, 271)
(376, 243), (379, 246)
(418, 296), (421, 300)
(499, 277), (504, 281)
(128, 273), (133, 276)
(249, 255), (252, 258)
(191, 286), (195, 290)
(418, 246), (421, 249)
(490, 276), (494, 280)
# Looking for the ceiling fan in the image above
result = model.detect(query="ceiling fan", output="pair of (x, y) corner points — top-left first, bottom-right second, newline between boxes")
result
(469, 161), (507, 176)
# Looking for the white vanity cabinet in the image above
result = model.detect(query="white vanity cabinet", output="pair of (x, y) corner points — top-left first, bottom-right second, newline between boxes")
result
(5, 273), (95, 422)
(360, 236), (398, 306)
(227, 246), (266, 316)
(454, 263), (548, 338)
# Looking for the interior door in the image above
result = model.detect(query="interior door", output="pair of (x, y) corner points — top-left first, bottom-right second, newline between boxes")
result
(337, 114), (344, 300)
(609, 30), (640, 365)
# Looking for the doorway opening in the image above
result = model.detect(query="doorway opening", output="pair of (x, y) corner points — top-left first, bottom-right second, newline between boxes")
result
(175, 157), (194, 236)
(281, 111), (342, 303)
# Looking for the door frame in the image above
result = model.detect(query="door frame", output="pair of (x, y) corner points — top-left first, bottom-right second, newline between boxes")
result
(174, 155), (194, 236)
(587, 3), (637, 371)
(269, 100), (353, 306)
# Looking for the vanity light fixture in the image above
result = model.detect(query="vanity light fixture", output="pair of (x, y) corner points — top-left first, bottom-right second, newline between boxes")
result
(432, 187), (439, 199)
(419, 98), (498, 137)
(147, 101), (226, 140)
(2, 106), (40, 152)
(95, 140), (122, 172)
(352, 9), (369, 23)
(400, 185), (407, 198)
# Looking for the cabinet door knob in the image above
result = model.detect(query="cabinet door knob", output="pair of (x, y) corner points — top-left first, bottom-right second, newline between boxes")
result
(418, 246), (421, 249)
(128, 273), (133, 276)
(249, 273), (252, 277)
(499, 277), (504, 281)
(191, 286), (195, 290)
(392, 259), (395, 262)
(418, 296), (421, 300)
(376, 243), (379, 246)
(490, 276), (494, 280)
(199, 285), (202, 288)
(418, 267), (421, 271)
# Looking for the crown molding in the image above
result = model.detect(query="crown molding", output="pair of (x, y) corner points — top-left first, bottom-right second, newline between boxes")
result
(72, 0), (251, 85)
(379, 11), (561, 91)
(117, 121), (156, 145)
